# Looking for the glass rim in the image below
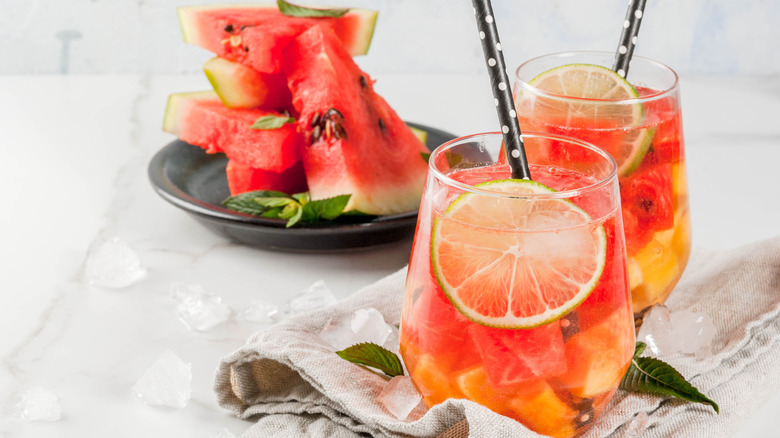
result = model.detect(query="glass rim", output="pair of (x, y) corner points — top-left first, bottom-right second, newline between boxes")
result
(514, 50), (679, 103)
(429, 131), (618, 200)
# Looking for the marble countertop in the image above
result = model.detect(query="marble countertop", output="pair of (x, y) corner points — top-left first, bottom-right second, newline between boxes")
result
(1, 73), (778, 437)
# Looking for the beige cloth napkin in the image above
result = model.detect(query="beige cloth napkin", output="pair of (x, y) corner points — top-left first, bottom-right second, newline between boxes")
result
(214, 237), (780, 437)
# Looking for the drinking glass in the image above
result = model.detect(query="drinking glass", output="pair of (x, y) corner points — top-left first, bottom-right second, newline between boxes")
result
(513, 51), (691, 319)
(400, 132), (634, 438)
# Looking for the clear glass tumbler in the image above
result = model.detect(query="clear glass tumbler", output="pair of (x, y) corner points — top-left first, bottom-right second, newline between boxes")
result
(400, 132), (635, 438)
(513, 51), (691, 318)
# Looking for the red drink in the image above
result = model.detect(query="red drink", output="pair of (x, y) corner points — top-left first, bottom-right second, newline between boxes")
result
(400, 133), (634, 437)
(514, 53), (691, 316)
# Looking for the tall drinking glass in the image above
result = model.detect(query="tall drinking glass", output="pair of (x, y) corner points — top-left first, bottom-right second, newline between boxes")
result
(400, 133), (634, 438)
(513, 52), (691, 318)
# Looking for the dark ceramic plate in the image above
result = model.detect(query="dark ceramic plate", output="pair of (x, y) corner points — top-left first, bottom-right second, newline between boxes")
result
(148, 122), (457, 251)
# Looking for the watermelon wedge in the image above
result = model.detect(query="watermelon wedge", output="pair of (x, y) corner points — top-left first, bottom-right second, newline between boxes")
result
(283, 26), (429, 215)
(178, 4), (377, 74)
(226, 159), (307, 195)
(204, 57), (292, 109)
(163, 91), (302, 172)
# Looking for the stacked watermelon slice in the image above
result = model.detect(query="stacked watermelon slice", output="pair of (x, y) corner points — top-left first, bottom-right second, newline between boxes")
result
(163, 3), (430, 215)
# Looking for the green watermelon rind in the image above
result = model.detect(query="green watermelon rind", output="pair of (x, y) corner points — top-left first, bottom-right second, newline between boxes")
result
(177, 4), (378, 56)
(163, 91), (219, 134)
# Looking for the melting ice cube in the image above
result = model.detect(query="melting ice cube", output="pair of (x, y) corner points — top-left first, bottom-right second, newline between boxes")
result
(84, 237), (146, 288)
(132, 350), (192, 408)
(319, 307), (395, 350)
(17, 386), (61, 422)
(284, 280), (337, 315)
(235, 299), (280, 324)
(638, 305), (716, 357)
(377, 376), (423, 421)
(170, 283), (232, 331)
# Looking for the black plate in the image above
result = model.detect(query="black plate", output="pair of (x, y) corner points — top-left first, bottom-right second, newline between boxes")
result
(148, 122), (457, 251)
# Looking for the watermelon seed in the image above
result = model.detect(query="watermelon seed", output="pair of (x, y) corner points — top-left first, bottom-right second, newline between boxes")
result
(223, 24), (234, 33)
(359, 75), (367, 89)
(324, 120), (333, 140)
(378, 118), (386, 133)
(243, 46), (250, 52)
(334, 123), (347, 140)
(240, 24), (256, 31)
(311, 125), (322, 143)
(311, 112), (321, 127)
(325, 107), (344, 119)
(229, 35), (242, 47)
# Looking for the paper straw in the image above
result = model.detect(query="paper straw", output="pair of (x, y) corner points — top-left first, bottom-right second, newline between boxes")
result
(612, 0), (647, 78)
(471, 0), (531, 180)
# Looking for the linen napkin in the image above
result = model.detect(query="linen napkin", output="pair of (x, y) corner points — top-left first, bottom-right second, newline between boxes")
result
(214, 237), (780, 437)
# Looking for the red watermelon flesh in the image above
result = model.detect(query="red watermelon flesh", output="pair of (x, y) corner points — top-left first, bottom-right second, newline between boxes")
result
(621, 164), (674, 235)
(163, 91), (302, 172)
(178, 4), (377, 74)
(226, 159), (308, 196)
(283, 26), (429, 215)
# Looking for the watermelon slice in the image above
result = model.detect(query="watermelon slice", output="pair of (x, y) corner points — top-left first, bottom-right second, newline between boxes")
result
(163, 91), (303, 172)
(204, 57), (292, 109)
(283, 26), (430, 215)
(226, 159), (307, 196)
(178, 4), (377, 74)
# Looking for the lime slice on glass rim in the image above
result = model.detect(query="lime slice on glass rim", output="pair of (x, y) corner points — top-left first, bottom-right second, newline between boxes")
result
(431, 179), (607, 329)
(522, 63), (654, 176)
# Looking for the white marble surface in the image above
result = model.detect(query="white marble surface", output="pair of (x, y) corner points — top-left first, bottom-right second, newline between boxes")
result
(0, 73), (779, 437)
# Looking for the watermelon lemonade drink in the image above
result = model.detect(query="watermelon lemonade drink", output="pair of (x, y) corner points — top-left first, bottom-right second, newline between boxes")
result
(513, 52), (690, 317)
(400, 133), (634, 437)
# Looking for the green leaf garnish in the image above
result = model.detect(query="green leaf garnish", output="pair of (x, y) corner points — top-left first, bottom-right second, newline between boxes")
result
(277, 0), (350, 18)
(222, 190), (290, 215)
(420, 152), (430, 164)
(223, 191), (352, 227)
(249, 115), (295, 130)
(302, 194), (352, 222)
(336, 342), (404, 378)
(620, 342), (719, 413)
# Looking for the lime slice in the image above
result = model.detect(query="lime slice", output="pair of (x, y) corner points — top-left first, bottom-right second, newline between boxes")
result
(522, 63), (654, 176)
(431, 179), (607, 329)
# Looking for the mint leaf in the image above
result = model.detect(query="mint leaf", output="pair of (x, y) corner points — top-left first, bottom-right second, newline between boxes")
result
(420, 152), (430, 164)
(336, 343), (404, 378)
(222, 190), (290, 215)
(620, 342), (719, 413)
(249, 115), (295, 130)
(302, 194), (351, 222)
(277, 0), (349, 18)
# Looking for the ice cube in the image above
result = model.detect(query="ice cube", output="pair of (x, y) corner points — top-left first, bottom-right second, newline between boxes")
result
(622, 412), (649, 437)
(670, 309), (716, 358)
(637, 304), (674, 355)
(638, 305), (716, 358)
(235, 299), (280, 324)
(351, 308), (393, 346)
(377, 376), (423, 421)
(319, 308), (396, 351)
(383, 324), (401, 356)
(319, 315), (354, 350)
(209, 429), (236, 438)
(132, 350), (192, 408)
(84, 237), (146, 288)
(170, 283), (232, 331)
(284, 280), (337, 315)
(17, 386), (61, 422)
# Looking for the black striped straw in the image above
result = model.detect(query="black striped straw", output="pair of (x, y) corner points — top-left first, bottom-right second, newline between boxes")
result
(612, 0), (647, 78)
(471, 0), (531, 180)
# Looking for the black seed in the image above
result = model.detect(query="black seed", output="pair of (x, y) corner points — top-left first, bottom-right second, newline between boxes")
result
(378, 118), (386, 132)
(311, 125), (321, 143)
(324, 120), (333, 140)
(335, 123), (347, 140)
(240, 24), (256, 31)
(311, 112), (321, 127)
(243, 46), (249, 52)
(224, 24), (234, 33)
(560, 312), (578, 341)
(326, 107), (344, 119)
(359, 75), (367, 89)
